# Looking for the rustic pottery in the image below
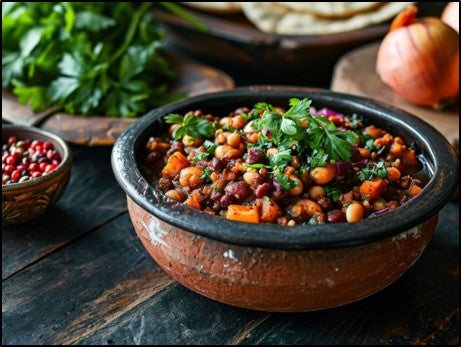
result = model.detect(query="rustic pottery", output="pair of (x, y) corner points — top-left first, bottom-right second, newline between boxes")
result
(2, 125), (72, 226)
(112, 86), (458, 312)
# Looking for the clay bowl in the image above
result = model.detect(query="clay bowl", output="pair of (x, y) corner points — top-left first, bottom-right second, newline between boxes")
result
(2, 125), (72, 226)
(111, 86), (458, 312)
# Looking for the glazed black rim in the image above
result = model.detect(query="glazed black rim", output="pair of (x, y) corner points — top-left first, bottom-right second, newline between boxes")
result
(112, 86), (458, 250)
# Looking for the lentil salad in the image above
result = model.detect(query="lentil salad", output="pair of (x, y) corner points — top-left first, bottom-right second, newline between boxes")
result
(141, 98), (425, 226)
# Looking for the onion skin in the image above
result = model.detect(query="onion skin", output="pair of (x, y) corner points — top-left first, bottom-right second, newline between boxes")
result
(442, 2), (459, 33)
(376, 7), (459, 108)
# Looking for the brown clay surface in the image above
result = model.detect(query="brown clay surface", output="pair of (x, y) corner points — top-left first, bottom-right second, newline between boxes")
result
(127, 196), (438, 312)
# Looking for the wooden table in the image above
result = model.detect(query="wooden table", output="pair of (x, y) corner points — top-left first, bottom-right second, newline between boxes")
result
(2, 144), (459, 345)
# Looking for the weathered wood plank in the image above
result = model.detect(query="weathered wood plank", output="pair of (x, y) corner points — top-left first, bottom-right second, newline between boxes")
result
(238, 202), (459, 345)
(75, 284), (269, 345)
(2, 213), (175, 345)
(2, 145), (127, 279)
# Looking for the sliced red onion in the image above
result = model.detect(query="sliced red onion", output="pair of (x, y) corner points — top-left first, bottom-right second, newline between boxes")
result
(352, 159), (368, 167)
(335, 161), (353, 176)
(311, 107), (344, 119)
(374, 207), (391, 215)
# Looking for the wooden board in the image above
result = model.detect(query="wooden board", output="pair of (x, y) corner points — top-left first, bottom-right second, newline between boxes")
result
(331, 41), (459, 151)
(151, 3), (446, 82)
(2, 50), (234, 146)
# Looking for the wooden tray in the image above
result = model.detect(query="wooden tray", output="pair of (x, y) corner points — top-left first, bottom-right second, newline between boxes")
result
(2, 50), (234, 146)
(331, 41), (459, 151)
(151, 3), (447, 82)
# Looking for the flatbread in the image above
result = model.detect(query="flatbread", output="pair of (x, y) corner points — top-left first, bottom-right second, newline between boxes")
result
(240, 2), (415, 35)
(272, 2), (386, 19)
(181, 2), (241, 14)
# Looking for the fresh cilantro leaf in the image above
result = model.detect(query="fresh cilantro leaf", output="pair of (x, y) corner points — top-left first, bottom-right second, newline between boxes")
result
(165, 114), (184, 124)
(200, 167), (213, 180)
(357, 161), (387, 181)
(324, 185), (342, 202)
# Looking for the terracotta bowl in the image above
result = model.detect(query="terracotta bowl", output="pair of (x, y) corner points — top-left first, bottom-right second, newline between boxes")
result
(111, 86), (458, 312)
(2, 125), (72, 226)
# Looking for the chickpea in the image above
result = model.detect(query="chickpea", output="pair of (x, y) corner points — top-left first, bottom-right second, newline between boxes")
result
(288, 175), (303, 196)
(373, 198), (387, 211)
(311, 163), (336, 185)
(346, 203), (364, 222)
(358, 147), (371, 159)
(243, 170), (258, 185)
(387, 167), (401, 182)
(231, 115), (246, 129)
(216, 133), (227, 145)
(165, 190), (187, 202)
(290, 156), (300, 169)
(219, 117), (231, 127)
(227, 133), (241, 148)
(307, 186), (325, 201)
(287, 220), (296, 226)
(214, 145), (229, 159)
(249, 133), (259, 143)
(168, 124), (181, 136)
(243, 120), (254, 134)
(284, 166), (295, 176)
(179, 167), (204, 188)
(266, 148), (278, 157)
(182, 135), (202, 148)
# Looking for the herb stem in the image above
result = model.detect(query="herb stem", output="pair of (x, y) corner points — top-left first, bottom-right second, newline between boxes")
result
(109, 2), (152, 65)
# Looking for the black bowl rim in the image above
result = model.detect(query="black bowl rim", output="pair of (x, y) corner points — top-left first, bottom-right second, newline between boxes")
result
(2, 125), (72, 192)
(111, 86), (458, 250)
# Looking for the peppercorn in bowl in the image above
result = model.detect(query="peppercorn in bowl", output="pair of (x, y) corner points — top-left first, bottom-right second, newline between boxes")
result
(112, 86), (458, 311)
(2, 125), (72, 226)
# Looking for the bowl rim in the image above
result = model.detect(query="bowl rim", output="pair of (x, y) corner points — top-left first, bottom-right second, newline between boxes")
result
(111, 86), (459, 250)
(2, 125), (72, 192)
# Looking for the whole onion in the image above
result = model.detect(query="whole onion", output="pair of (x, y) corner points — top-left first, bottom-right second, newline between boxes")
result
(442, 2), (459, 33)
(376, 5), (459, 109)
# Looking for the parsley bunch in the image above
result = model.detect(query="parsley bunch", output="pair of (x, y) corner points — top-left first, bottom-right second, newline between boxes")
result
(2, 3), (197, 117)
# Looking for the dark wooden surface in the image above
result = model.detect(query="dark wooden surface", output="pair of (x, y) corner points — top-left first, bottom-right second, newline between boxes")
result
(2, 144), (459, 345)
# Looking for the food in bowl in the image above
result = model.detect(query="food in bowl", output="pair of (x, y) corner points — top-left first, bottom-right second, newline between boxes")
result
(141, 98), (426, 226)
(2, 136), (62, 185)
(112, 87), (457, 311)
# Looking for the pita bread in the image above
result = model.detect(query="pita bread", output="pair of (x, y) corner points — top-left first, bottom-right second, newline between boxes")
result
(181, 2), (241, 14)
(240, 2), (415, 35)
(272, 2), (386, 19)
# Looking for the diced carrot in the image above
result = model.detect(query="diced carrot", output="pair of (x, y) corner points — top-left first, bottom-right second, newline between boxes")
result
(408, 185), (423, 197)
(359, 177), (388, 201)
(259, 198), (282, 223)
(364, 125), (386, 139)
(161, 151), (189, 178)
(184, 191), (201, 210)
(226, 205), (260, 224)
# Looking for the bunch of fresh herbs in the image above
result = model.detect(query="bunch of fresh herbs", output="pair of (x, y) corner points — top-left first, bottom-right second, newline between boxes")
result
(2, 2), (200, 118)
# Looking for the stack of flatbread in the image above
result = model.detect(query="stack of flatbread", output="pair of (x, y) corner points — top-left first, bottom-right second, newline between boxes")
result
(181, 2), (415, 35)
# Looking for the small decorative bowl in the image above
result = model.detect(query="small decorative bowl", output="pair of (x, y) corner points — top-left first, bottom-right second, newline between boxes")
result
(2, 125), (72, 226)
(112, 86), (458, 312)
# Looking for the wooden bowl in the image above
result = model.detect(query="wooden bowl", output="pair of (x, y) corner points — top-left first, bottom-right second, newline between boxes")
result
(2, 125), (72, 226)
(111, 86), (458, 312)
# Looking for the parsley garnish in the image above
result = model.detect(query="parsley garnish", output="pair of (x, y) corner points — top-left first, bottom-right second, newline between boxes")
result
(357, 161), (388, 181)
(3, 2), (206, 117)
(200, 167), (213, 180)
(165, 113), (215, 140)
(324, 185), (342, 202)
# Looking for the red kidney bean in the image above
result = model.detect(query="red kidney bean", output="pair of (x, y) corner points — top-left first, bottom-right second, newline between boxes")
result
(247, 149), (265, 164)
(255, 182), (274, 198)
(224, 181), (251, 201)
(209, 157), (224, 172)
(317, 196), (334, 212)
(210, 190), (222, 202)
(220, 193), (235, 207)
(157, 177), (173, 192)
(327, 209), (346, 223)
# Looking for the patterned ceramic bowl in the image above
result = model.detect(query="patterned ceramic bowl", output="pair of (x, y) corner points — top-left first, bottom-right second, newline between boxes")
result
(112, 86), (458, 312)
(2, 125), (72, 226)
